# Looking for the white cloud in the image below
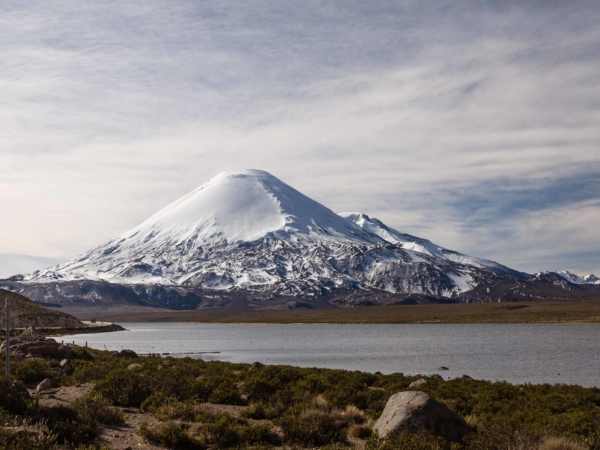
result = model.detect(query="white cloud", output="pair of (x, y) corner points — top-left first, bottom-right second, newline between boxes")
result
(0, 1), (599, 276)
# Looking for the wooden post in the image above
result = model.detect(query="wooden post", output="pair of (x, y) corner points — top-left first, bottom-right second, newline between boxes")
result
(5, 298), (10, 376)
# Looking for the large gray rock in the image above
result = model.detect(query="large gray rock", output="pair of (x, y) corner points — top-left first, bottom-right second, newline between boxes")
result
(35, 378), (52, 395)
(409, 379), (428, 388)
(112, 349), (139, 359)
(374, 391), (471, 442)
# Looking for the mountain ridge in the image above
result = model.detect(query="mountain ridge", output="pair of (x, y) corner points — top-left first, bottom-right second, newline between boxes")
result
(3, 170), (599, 312)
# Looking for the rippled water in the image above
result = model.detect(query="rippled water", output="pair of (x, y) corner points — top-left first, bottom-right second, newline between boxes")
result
(62, 323), (600, 387)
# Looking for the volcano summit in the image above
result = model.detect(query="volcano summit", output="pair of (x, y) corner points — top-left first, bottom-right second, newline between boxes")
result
(4, 170), (596, 312)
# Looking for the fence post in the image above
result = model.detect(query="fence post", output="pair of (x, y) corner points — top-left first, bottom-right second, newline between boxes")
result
(5, 298), (10, 376)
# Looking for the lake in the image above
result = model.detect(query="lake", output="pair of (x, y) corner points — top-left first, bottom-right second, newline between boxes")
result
(62, 323), (600, 387)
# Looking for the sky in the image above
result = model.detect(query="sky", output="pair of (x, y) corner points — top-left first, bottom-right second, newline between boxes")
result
(1, 0), (599, 278)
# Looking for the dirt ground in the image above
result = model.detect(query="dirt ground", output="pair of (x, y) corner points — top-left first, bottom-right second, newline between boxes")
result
(31, 383), (165, 450)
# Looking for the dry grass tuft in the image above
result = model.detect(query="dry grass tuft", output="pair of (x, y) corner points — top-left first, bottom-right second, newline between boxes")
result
(344, 404), (366, 425)
(464, 414), (479, 429)
(310, 394), (328, 411)
(537, 436), (587, 450)
(348, 418), (374, 439)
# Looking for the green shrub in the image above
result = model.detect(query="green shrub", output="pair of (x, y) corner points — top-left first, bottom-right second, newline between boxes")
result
(0, 376), (32, 414)
(71, 393), (125, 425)
(365, 431), (453, 450)
(93, 369), (151, 407)
(36, 405), (98, 446)
(12, 359), (58, 384)
(276, 406), (347, 446)
(0, 427), (54, 450)
(240, 402), (267, 419)
(139, 421), (202, 449)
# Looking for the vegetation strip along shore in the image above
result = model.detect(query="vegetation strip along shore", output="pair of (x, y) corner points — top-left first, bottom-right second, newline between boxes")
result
(98, 301), (600, 324)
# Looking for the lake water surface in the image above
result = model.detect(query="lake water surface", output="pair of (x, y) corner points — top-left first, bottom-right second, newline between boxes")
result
(62, 323), (600, 387)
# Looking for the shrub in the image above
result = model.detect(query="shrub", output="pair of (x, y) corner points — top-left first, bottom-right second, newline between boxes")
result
(0, 427), (54, 450)
(277, 406), (347, 446)
(139, 421), (202, 449)
(196, 416), (279, 448)
(36, 404), (98, 446)
(240, 402), (267, 420)
(71, 393), (125, 425)
(537, 436), (588, 450)
(0, 376), (32, 414)
(365, 431), (452, 450)
(12, 359), (58, 384)
(93, 369), (151, 407)
(207, 381), (245, 405)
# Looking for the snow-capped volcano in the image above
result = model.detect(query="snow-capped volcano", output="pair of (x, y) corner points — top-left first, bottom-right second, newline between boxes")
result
(21, 170), (526, 298)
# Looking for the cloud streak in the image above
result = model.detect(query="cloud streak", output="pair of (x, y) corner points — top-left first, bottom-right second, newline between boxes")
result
(1, 0), (599, 277)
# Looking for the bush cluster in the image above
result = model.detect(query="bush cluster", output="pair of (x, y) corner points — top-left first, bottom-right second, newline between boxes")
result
(1, 347), (599, 449)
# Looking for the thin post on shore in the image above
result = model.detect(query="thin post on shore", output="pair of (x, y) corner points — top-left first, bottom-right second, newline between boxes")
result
(5, 297), (10, 376)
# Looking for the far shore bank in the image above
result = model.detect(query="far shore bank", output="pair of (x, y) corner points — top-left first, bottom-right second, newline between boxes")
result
(92, 301), (600, 324)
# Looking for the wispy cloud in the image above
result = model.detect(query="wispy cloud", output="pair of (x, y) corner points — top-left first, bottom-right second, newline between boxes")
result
(0, 0), (599, 276)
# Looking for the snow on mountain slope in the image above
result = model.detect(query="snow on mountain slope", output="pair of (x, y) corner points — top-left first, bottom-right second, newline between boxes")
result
(558, 271), (600, 285)
(340, 213), (520, 276)
(22, 170), (525, 298)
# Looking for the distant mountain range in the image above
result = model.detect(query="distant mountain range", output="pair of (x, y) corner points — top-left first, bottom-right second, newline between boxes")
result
(553, 271), (600, 285)
(2, 170), (598, 313)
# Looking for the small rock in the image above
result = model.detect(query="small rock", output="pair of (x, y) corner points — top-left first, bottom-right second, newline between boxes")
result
(409, 379), (428, 388)
(375, 371), (383, 375)
(128, 363), (142, 370)
(35, 378), (52, 394)
(430, 374), (444, 380)
(438, 366), (449, 371)
(249, 361), (264, 371)
(374, 391), (471, 442)
(59, 359), (69, 368)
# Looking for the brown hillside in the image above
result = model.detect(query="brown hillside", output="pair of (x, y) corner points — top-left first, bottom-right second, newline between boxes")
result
(0, 288), (82, 329)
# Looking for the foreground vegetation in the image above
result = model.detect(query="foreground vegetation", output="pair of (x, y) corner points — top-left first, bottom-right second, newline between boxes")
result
(0, 347), (599, 449)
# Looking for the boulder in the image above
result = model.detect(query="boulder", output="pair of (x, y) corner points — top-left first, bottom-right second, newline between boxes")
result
(438, 366), (449, 371)
(57, 345), (74, 360)
(17, 341), (59, 354)
(35, 378), (52, 394)
(409, 379), (428, 388)
(128, 363), (142, 370)
(27, 345), (59, 357)
(112, 349), (139, 359)
(249, 361), (265, 371)
(461, 375), (473, 380)
(430, 374), (444, 381)
(374, 391), (471, 442)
